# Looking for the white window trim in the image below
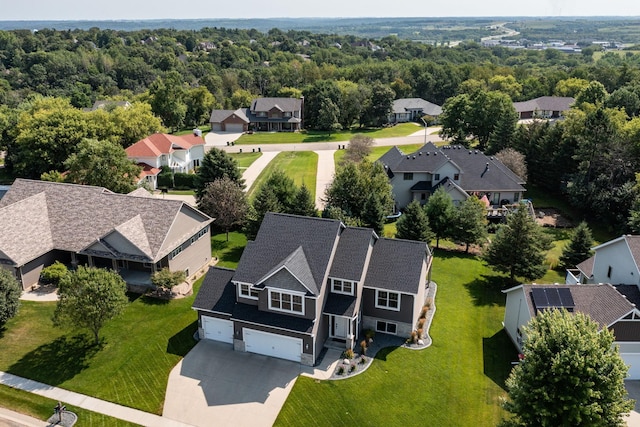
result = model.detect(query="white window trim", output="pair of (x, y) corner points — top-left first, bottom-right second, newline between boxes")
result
(375, 289), (400, 311)
(238, 283), (259, 300)
(331, 278), (354, 296)
(376, 320), (397, 335)
(268, 289), (305, 315)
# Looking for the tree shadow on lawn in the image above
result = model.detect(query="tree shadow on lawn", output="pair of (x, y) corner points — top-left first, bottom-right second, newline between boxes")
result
(374, 346), (401, 362)
(166, 320), (198, 357)
(8, 334), (103, 386)
(483, 329), (519, 391)
(464, 274), (512, 307)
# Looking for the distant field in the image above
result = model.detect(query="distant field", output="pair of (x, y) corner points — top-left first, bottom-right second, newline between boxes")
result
(594, 50), (640, 61)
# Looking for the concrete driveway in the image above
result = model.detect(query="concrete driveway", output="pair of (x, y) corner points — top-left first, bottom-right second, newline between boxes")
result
(204, 131), (244, 148)
(163, 340), (301, 427)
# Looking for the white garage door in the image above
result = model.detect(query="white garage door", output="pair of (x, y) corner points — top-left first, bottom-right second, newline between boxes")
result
(622, 354), (640, 379)
(244, 328), (302, 363)
(224, 123), (245, 133)
(202, 316), (234, 344)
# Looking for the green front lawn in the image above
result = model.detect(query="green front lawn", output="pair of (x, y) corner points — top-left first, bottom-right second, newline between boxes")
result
(334, 143), (439, 166)
(0, 385), (139, 427)
(228, 152), (262, 169)
(276, 251), (518, 427)
(236, 123), (421, 145)
(247, 151), (318, 198)
(0, 233), (246, 417)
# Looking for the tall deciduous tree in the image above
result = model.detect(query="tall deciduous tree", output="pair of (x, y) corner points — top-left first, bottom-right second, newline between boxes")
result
(495, 148), (528, 182)
(148, 71), (187, 132)
(197, 177), (249, 241)
(424, 187), (455, 248)
(484, 206), (552, 282)
(64, 139), (142, 194)
(344, 134), (374, 164)
(195, 148), (244, 199)
(559, 222), (594, 269)
(503, 309), (633, 426)
(53, 266), (129, 344)
(0, 268), (20, 326)
(395, 199), (434, 243)
(451, 196), (488, 253)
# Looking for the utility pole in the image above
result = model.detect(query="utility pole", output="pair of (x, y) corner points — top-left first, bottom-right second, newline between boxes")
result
(420, 117), (428, 144)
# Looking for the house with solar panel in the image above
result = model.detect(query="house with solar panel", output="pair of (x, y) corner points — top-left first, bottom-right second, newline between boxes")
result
(192, 212), (432, 366)
(503, 283), (640, 379)
(377, 142), (526, 212)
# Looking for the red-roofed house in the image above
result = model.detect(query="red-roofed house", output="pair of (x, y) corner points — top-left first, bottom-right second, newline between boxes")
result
(126, 133), (206, 187)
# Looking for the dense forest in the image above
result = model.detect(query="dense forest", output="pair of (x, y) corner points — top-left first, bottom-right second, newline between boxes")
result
(2, 25), (640, 232)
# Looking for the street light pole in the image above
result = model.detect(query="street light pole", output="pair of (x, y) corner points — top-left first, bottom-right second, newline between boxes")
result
(420, 117), (427, 144)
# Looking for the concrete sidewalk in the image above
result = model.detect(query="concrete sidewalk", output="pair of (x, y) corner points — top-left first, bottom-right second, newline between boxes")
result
(0, 372), (193, 427)
(314, 150), (336, 210)
(242, 151), (278, 191)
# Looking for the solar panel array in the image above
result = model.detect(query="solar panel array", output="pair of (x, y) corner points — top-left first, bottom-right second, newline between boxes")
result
(531, 287), (575, 311)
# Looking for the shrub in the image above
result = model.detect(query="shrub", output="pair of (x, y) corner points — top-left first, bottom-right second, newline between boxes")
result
(409, 330), (418, 344)
(360, 339), (367, 355)
(420, 306), (428, 319)
(418, 318), (426, 329)
(349, 363), (356, 373)
(157, 173), (173, 189)
(151, 268), (186, 290)
(359, 356), (366, 365)
(40, 261), (70, 286)
(337, 366), (345, 375)
(417, 328), (424, 339)
(365, 329), (375, 340)
(173, 173), (196, 189)
(343, 348), (355, 359)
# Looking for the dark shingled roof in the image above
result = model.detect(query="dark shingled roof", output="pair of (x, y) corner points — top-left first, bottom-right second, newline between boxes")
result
(391, 98), (442, 116)
(233, 213), (343, 295)
(329, 227), (375, 281)
(365, 238), (429, 294)
(192, 267), (236, 315)
(378, 143), (525, 193)
(513, 96), (575, 114)
(251, 97), (302, 113)
(521, 284), (634, 329)
(324, 294), (358, 317)
(232, 304), (314, 334)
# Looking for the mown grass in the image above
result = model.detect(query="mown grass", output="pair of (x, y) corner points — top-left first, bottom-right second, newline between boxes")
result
(246, 151), (318, 198)
(228, 152), (262, 169)
(236, 123), (420, 144)
(0, 233), (245, 417)
(0, 385), (139, 427)
(276, 251), (518, 427)
(173, 124), (211, 136)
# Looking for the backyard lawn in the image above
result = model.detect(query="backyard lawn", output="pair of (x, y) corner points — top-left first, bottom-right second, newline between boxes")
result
(276, 251), (519, 427)
(0, 232), (246, 417)
(247, 151), (318, 198)
(235, 123), (421, 144)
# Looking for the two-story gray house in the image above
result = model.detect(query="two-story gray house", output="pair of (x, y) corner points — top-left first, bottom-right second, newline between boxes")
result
(192, 213), (432, 366)
(378, 142), (526, 210)
(209, 97), (303, 132)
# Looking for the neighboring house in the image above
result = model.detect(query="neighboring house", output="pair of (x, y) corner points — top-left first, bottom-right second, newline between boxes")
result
(378, 142), (525, 210)
(125, 132), (205, 189)
(389, 98), (442, 124)
(513, 96), (575, 120)
(209, 97), (303, 132)
(503, 283), (640, 379)
(0, 185), (9, 200)
(0, 179), (213, 290)
(566, 235), (640, 286)
(192, 213), (432, 366)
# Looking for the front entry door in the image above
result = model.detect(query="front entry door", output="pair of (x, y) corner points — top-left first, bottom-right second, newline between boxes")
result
(333, 316), (348, 339)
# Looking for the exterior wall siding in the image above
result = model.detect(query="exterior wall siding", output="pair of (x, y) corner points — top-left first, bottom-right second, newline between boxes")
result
(390, 172), (431, 209)
(503, 288), (531, 352)
(591, 242), (640, 285)
(19, 250), (61, 290)
(167, 229), (211, 276)
(361, 288), (414, 323)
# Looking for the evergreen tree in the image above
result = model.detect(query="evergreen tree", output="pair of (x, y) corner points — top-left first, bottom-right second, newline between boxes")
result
(291, 184), (317, 217)
(504, 310), (633, 426)
(424, 187), (455, 248)
(395, 200), (434, 243)
(484, 206), (552, 282)
(361, 193), (385, 236)
(245, 186), (281, 240)
(451, 196), (488, 253)
(559, 221), (594, 269)
(195, 148), (244, 198)
(263, 169), (298, 213)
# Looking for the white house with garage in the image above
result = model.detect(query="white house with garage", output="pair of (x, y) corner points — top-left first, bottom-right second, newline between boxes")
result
(192, 213), (431, 366)
(503, 283), (640, 379)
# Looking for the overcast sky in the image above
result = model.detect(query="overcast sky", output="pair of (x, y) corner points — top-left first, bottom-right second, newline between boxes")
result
(3, 0), (640, 20)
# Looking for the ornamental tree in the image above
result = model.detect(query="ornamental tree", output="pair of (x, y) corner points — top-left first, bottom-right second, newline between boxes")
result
(503, 309), (633, 426)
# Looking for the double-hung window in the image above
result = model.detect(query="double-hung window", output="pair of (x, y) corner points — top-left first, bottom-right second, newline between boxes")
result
(375, 290), (400, 311)
(239, 283), (259, 299)
(332, 279), (354, 295)
(269, 290), (304, 314)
